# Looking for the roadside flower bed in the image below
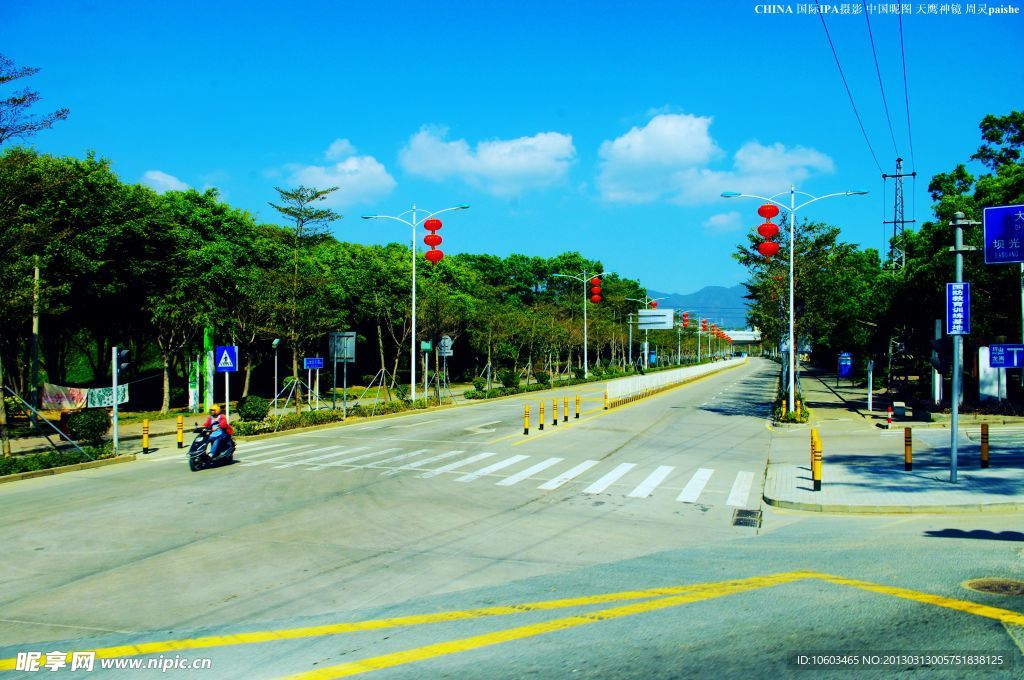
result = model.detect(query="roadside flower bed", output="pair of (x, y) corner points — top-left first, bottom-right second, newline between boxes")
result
(232, 397), (451, 436)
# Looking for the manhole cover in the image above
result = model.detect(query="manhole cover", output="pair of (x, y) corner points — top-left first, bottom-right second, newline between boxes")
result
(732, 509), (762, 528)
(962, 578), (1024, 596)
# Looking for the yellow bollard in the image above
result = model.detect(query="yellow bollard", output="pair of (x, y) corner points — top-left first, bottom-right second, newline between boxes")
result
(575, 394), (581, 419)
(796, 400), (802, 416)
(981, 422), (989, 468)
(812, 430), (822, 491)
(604, 391), (609, 410)
(142, 418), (150, 455)
(552, 399), (558, 426)
(563, 396), (568, 422)
(904, 427), (913, 471)
(523, 405), (530, 435)
(539, 402), (545, 431)
(781, 401), (787, 418)
(176, 415), (184, 449)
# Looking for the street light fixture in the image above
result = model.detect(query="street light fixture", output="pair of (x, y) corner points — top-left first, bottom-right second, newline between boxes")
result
(722, 187), (867, 412)
(272, 338), (281, 413)
(554, 270), (615, 379)
(361, 204), (469, 402)
(622, 292), (671, 366)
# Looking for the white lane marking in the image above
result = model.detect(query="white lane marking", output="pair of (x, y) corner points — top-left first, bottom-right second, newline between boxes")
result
(236, 441), (291, 454)
(677, 468), (715, 503)
(455, 455), (530, 483)
(464, 420), (501, 435)
(390, 419), (439, 429)
(497, 458), (564, 486)
(238, 443), (295, 459)
(420, 452), (497, 479)
(538, 460), (600, 491)
(582, 463), (637, 494)
(242, 446), (320, 465)
(312, 448), (401, 470)
(626, 465), (674, 498)
(726, 471), (755, 507)
(361, 449), (430, 468)
(382, 450), (467, 476)
(274, 447), (368, 468)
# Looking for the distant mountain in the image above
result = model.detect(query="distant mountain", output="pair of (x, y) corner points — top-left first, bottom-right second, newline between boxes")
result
(646, 284), (750, 329)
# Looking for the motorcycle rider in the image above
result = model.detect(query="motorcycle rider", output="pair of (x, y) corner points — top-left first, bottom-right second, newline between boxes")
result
(202, 404), (233, 458)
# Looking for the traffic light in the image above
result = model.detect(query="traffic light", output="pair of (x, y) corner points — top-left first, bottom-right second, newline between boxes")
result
(930, 337), (951, 374)
(590, 276), (602, 303)
(117, 349), (130, 375)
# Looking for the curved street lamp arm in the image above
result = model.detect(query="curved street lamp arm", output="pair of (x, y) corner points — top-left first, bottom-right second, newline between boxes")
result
(721, 192), (788, 211)
(793, 190), (868, 212)
(361, 214), (414, 228)
(417, 204), (470, 226)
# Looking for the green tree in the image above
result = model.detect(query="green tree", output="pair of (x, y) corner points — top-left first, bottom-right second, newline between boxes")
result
(0, 54), (68, 146)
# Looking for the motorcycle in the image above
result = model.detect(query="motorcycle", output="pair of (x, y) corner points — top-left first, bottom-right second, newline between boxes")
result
(187, 426), (236, 471)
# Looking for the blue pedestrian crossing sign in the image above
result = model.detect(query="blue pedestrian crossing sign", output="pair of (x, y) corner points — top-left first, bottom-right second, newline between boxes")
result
(303, 357), (324, 370)
(215, 345), (239, 372)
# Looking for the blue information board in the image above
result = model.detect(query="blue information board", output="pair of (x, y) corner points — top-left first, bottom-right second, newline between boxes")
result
(215, 345), (238, 373)
(303, 357), (324, 370)
(989, 344), (1024, 368)
(983, 204), (1024, 264)
(946, 283), (970, 335)
(837, 352), (853, 378)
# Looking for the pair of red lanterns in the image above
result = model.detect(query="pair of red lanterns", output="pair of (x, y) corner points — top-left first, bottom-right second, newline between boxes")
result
(755, 204), (780, 261)
(423, 218), (444, 264)
(682, 311), (689, 327)
(590, 276), (602, 303)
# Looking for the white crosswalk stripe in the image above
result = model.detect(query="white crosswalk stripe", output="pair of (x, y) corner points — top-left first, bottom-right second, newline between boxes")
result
(677, 468), (714, 503)
(726, 471), (755, 507)
(382, 450), (467, 476)
(242, 445), (320, 465)
(627, 465), (674, 498)
(312, 448), (402, 470)
(239, 443), (296, 459)
(497, 458), (564, 486)
(236, 441), (291, 454)
(456, 455), (530, 483)
(419, 452), (497, 479)
(538, 460), (600, 490)
(360, 449), (430, 468)
(274, 447), (368, 469)
(582, 463), (637, 494)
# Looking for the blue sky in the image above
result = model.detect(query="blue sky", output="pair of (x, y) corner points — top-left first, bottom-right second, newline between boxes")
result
(3, 0), (1022, 295)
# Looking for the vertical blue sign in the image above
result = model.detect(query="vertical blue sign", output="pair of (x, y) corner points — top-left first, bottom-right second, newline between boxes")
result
(983, 204), (1024, 264)
(946, 283), (970, 335)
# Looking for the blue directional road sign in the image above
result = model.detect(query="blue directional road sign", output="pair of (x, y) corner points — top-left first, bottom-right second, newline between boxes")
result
(215, 345), (238, 373)
(983, 204), (1024, 264)
(989, 344), (1024, 368)
(303, 357), (324, 370)
(946, 283), (970, 336)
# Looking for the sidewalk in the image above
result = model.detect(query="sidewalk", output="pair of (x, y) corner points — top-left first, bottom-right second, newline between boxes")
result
(764, 368), (1024, 513)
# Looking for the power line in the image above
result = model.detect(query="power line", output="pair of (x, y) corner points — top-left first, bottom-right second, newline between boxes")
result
(862, 2), (900, 156)
(898, 13), (917, 173)
(815, 1), (884, 174)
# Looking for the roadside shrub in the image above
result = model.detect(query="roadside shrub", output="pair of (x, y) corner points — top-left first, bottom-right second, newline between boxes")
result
(532, 371), (550, 386)
(572, 368), (586, 380)
(65, 408), (111, 446)
(237, 395), (271, 422)
(498, 369), (519, 389)
(393, 383), (409, 401)
(472, 377), (486, 391)
(0, 449), (94, 477)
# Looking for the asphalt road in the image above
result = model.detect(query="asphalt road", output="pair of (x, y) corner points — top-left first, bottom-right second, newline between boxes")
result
(1, 358), (1022, 678)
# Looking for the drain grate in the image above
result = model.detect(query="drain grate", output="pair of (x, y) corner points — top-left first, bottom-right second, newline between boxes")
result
(732, 509), (762, 528)
(963, 578), (1024, 596)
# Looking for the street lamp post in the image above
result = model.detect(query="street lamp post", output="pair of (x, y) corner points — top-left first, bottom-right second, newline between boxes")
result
(272, 338), (280, 413)
(626, 295), (667, 369)
(723, 187), (867, 412)
(554, 270), (613, 379)
(362, 204), (469, 402)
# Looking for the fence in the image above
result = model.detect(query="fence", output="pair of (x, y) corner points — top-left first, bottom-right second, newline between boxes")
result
(605, 358), (746, 405)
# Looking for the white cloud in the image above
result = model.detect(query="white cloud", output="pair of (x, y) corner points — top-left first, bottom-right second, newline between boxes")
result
(702, 211), (744, 233)
(141, 170), (188, 193)
(286, 155), (396, 208)
(325, 138), (357, 160)
(596, 113), (835, 205)
(399, 126), (575, 196)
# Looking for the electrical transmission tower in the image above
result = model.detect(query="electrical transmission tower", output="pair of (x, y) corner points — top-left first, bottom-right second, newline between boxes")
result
(882, 157), (917, 270)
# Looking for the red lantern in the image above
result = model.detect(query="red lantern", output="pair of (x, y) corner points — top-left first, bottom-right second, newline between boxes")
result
(425, 249), (443, 264)
(650, 300), (658, 309)
(590, 294), (602, 303)
(591, 286), (601, 295)
(424, 233), (442, 247)
(757, 222), (779, 239)
(758, 241), (780, 259)
(424, 218), (442, 231)
(590, 276), (601, 286)
(683, 312), (689, 327)
(757, 204), (779, 219)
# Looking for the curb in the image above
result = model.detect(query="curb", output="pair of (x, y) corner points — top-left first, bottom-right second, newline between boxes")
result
(0, 454), (137, 485)
(763, 494), (1024, 514)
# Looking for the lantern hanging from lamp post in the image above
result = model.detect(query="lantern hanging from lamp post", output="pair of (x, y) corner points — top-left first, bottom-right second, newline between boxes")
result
(423, 219), (443, 264)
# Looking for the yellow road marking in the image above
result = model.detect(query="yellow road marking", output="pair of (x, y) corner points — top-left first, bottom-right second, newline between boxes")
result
(817, 573), (1024, 627)
(285, 572), (811, 679)
(0, 573), (811, 671)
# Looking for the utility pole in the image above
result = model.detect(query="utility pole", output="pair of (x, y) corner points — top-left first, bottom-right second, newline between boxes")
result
(949, 212), (979, 483)
(0, 357), (10, 458)
(29, 256), (41, 409)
